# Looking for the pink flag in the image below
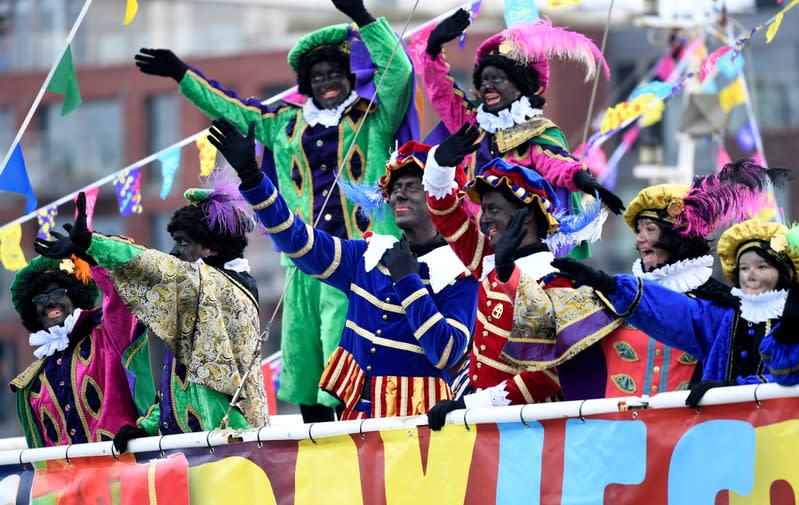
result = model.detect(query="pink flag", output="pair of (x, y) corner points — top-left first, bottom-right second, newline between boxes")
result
(75, 187), (99, 229)
(716, 146), (732, 173)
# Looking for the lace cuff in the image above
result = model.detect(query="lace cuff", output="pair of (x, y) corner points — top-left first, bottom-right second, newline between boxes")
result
(463, 381), (512, 408)
(422, 146), (458, 200)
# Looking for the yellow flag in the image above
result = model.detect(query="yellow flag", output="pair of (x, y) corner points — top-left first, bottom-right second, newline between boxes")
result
(196, 134), (217, 177)
(547, 0), (582, 7)
(0, 225), (28, 271)
(719, 78), (745, 113)
(123, 0), (138, 25)
(766, 13), (784, 44)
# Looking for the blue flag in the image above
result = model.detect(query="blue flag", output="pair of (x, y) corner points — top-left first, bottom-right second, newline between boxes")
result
(0, 144), (37, 214)
(504, 0), (539, 27)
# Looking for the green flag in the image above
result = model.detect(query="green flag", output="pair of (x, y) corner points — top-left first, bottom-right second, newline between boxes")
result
(47, 45), (82, 116)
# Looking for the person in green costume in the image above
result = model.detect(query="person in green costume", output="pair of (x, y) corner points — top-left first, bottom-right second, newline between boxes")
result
(133, 0), (415, 422)
(35, 191), (267, 452)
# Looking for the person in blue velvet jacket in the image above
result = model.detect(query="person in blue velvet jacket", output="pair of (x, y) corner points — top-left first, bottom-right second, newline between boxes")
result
(208, 118), (479, 420)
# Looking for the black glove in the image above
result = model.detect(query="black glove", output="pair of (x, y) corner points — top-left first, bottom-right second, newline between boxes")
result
(384, 240), (419, 283)
(33, 192), (95, 263)
(134, 48), (189, 82)
(685, 380), (735, 408)
(426, 9), (471, 57)
(207, 119), (263, 189)
(113, 424), (150, 454)
(494, 208), (529, 283)
(774, 284), (799, 344)
(572, 170), (625, 215)
(434, 123), (481, 167)
(427, 399), (465, 431)
(551, 257), (616, 295)
(331, 0), (375, 26)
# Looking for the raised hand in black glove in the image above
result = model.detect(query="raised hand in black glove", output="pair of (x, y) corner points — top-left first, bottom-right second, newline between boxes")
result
(331, 0), (375, 26)
(685, 380), (735, 408)
(774, 284), (799, 343)
(427, 399), (465, 431)
(551, 257), (616, 295)
(384, 239), (419, 283)
(33, 192), (94, 263)
(434, 123), (482, 167)
(494, 208), (529, 283)
(207, 119), (263, 189)
(113, 424), (150, 454)
(134, 48), (189, 82)
(426, 9), (471, 57)
(572, 170), (626, 215)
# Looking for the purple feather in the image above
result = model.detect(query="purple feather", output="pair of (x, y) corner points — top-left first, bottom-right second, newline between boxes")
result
(201, 168), (256, 237)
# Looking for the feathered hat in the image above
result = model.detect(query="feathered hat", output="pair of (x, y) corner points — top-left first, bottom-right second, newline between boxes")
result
(623, 159), (790, 238)
(474, 19), (611, 94)
(465, 158), (607, 250)
(184, 170), (256, 239)
(717, 219), (799, 283)
(10, 256), (97, 315)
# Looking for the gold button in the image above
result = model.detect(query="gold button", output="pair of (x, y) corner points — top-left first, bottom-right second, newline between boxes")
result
(370, 347), (376, 354)
(651, 385), (658, 393)
(482, 330), (488, 336)
(320, 163), (328, 170)
(486, 300), (492, 307)
(472, 375), (478, 381)
(491, 281), (497, 288)
(487, 316), (492, 322)
(366, 365), (372, 372)
(382, 314), (388, 320)
(655, 348), (662, 356)
(476, 363), (482, 368)
(324, 213), (332, 221)
(376, 329), (382, 336)
(322, 189), (329, 196)
(653, 366), (661, 374)
(480, 344), (486, 351)
(316, 140), (324, 147)
(385, 297), (391, 303)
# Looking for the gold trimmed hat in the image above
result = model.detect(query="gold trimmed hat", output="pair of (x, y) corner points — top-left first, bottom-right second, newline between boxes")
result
(717, 219), (799, 283)
(623, 184), (690, 231)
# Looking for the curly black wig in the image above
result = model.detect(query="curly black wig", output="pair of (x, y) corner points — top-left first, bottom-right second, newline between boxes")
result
(473, 53), (546, 109)
(168, 205), (248, 261)
(296, 45), (354, 98)
(19, 270), (97, 332)
(732, 247), (794, 291)
(653, 220), (711, 265)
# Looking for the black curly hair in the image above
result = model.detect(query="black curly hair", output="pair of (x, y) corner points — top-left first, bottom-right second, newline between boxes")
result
(652, 220), (711, 265)
(296, 45), (354, 98)
(19, 270), (97, 332)
(167, 205), (248, 261)
(732, 247), (794, 291)
(473, 53), (546, 109)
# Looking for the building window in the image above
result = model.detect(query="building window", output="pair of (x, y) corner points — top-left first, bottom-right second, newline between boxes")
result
(0, 340), (17, 438)
(146, 93), (180, 154)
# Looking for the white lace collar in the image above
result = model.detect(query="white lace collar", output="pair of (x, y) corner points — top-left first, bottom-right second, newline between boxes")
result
(475, 96), (543, 134)
(480, 250), (556, 282)
(29, 308), (83, 359)
(731, 287), (787, 323)
(362, 234), (468, 293)
(631, 255), (714, 293)
(302, 91), (359, 127)
(194, 257), (251, 273)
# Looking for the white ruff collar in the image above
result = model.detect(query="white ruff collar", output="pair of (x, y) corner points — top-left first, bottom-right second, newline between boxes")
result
(476, 96), (543, 134)
(481, 250), (556, 282)
(29, 308), (83, 359)
(731, 287), (787, 323)
(303, 91), (359, 127)
(194, 257), (251, 273)
(631, 255), (714, 293)
(363, 234), (467, 293)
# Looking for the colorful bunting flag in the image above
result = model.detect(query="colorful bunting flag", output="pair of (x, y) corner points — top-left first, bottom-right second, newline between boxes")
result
(699, 46), (732, 83)
(36, 205), (58, 240)
(735, 120), (756, 152)
(0, 144), (37, 214)
(46, 46), (82, 116)
(113, 167), (143, 216)
(0, 224), (28, 271)
(765, 12), (784, 43)
(123, 0), (139, 25)
(158, 147), (181, 199)
(504, 0), (539, 27)
(458, 1), (483, 50)
(76, 187), (99, 229)
(717, 51), (745, 79)
(196, 134), (217, 177)
(547, 0), (582, 7)
(719, 78), (745, 113)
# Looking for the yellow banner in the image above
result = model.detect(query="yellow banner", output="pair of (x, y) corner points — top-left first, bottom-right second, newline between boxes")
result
(0, 224), (27, 271)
